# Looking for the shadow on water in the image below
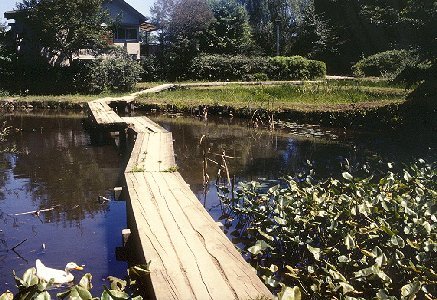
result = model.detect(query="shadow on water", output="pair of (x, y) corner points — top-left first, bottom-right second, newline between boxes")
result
(0, 112), (127, 295)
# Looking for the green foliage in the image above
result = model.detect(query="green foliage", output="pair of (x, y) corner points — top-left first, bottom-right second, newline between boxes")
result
(189, 54), (270, 81)
(1, 264), (151, 299)
(268, 56), (326, 80)
(352, 50), (417, 79)
(19, 0), (109, 64)
(140, 55), (161, 81)
(72, 53), (142, 94)
(218, 160), (436, 299)
(103, 56), (143, 92)
(188, 54), (325, 81)
(202, 0), (254, 54)
(72, 60), (107, 94)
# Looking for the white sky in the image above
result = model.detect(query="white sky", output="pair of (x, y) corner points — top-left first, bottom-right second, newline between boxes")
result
(0, 0), (155, 24)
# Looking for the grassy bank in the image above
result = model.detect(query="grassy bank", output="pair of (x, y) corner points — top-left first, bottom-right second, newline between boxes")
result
(0, 82), (160, 104)
(1, 79), (417, 128)
(136, 80), (409, 112)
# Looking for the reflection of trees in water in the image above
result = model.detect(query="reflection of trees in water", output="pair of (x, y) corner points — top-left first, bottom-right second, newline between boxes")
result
(3, 115), (122, 224)
(152, 116), (355, 198)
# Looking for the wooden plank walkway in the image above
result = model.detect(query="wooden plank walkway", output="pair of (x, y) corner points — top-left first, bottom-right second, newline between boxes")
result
(87, 99), (125, 129)
(87, 93), (272, 300)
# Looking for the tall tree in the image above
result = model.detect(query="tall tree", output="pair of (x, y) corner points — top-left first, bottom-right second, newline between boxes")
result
(289, 2), (338, 60)
(18, 0), (109, 65)
(150, 0), (175, 46)
(202, 0), (254, 54)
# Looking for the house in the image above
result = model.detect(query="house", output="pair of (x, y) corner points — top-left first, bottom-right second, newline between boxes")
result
(4, 0), (155, 61)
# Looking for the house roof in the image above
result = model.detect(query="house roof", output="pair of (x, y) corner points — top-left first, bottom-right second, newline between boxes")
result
(104, 0), (147, 23)
(5, 1), (148, 23)
(4, 9), (27, 19)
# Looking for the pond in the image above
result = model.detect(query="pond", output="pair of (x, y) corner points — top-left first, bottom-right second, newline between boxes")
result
(0, 112), (127, 295)
(0, 111), (435, 295)
(148, 114), (435, 226)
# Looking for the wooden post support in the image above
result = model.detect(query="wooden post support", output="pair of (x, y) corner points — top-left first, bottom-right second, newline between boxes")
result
(114, 187), (123, 200)
(216, 222), (224, 232)
(122, 228), (131, 247)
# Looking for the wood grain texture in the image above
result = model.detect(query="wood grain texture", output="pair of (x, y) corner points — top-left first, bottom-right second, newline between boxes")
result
(88, 96), (272, 300)
(125, 171), (272, 299)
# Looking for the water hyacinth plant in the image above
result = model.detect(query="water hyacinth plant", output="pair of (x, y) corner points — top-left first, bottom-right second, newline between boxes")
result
(218, 160), (436, 299)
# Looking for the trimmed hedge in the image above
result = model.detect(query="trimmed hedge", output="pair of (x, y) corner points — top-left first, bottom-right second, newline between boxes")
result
(188, 54), (326, 81)
(352, 50), (416, 78)
(189, 55), (269, 81)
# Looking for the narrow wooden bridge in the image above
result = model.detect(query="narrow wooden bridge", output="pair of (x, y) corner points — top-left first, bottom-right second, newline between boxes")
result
(87, 90), (272, 299)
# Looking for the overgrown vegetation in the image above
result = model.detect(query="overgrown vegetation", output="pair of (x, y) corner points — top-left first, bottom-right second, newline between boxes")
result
(72, 50), (143, 94)
(217, 160), (436, 299)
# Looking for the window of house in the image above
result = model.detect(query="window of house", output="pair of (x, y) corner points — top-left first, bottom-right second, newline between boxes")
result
(114, 27), (137, 40)
(115, 27), (126, 39)
(126, 28), (137, 40)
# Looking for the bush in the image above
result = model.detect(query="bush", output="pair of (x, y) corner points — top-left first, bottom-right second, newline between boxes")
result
(268, 56), (326, 80)
(72, 60), (107, 94)
(189, 54), (326, 81)
(189, 54), (270, 81)
(242, 72), (269, 81)
(72, 56), (142, 94)
(140, 55), (161, 81)
(103, 57), (143, 92)
(352, 50), (416, 78)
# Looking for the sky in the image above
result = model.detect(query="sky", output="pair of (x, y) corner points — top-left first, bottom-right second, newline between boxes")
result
(0, 0), (155, 24)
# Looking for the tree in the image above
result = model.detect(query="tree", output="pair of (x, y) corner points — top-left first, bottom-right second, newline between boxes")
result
(18, 0), (109, 65)
(202, 0), (254, 54)
(150, 0), (175, 47)
(151, 0), (214, 79)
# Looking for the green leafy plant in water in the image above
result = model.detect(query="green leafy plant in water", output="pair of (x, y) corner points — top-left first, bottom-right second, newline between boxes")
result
(163, 165), (179, 173)
(131, 164), (145, 173)
(218, 160), (436, 299)
(1, 264), (151, 300)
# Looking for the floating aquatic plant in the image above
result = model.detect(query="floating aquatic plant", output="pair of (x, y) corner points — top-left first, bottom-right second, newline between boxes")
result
(219, 160), (436, 299)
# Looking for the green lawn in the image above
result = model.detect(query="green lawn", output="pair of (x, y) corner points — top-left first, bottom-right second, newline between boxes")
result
(0, 80), (409, 112)
(137, 81), (409, 112)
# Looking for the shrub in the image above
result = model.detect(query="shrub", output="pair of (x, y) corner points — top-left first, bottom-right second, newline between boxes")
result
(189, 54), (270, 81)
(72, 56), (142, 94)
(140, 55), (161, 81)
(352, 50), (416, 78)
(268, 56), (326, 80)
(242, 72), (269, 82)
(72, 60), (107, 94)
(189, 54), (326, 81)
(103, 57), (143, 92)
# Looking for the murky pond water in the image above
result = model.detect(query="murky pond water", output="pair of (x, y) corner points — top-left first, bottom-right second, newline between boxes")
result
(0, 111), (435, 295)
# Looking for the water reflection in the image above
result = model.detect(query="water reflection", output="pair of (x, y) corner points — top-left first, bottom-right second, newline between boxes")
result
(149, 114), (435, 221)
(0, 112), (127, 295)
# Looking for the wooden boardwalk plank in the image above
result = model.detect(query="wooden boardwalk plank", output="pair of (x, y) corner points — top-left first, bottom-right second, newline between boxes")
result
(126, 171), (271, 299)
(88, 100), (124, 127)
(88, 96), (273, 300)
(126, 172), (195, 299)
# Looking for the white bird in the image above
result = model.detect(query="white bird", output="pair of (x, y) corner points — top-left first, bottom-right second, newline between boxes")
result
(35, 259), (83, 284)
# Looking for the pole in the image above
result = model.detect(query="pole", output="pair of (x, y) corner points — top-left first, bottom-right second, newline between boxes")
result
(275, 19), (280, 56)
